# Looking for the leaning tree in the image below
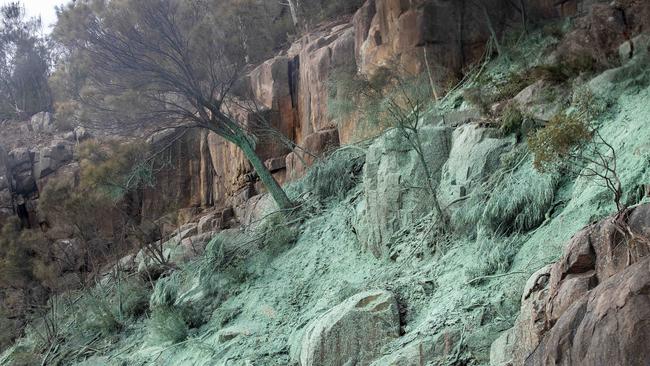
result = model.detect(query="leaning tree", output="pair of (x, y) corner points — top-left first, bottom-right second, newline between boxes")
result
(57, 0), (294, 210)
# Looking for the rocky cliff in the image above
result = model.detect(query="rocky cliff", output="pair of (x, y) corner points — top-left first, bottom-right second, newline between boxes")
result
(1, 0), (650, 365)
(131, 0), (598, 225)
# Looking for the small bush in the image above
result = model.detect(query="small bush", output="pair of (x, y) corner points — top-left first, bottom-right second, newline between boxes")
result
(500, 104), (524, 136)
(302, 148), (365, 202)
(527, 114), (592, 172)
(78, 293), (121, 336)
(465, 232), (525, 285)
(116, 277), (150, 318)
(149, 306), (189, 344)
(492, 71), (531, 102)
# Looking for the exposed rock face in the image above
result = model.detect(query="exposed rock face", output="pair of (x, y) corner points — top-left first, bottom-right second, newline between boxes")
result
(141, 129), (211, 220)
(553, 1), (650, 68)
(30, 112), (54, 133)
(299, 290), (401, 366)
(437, 124), (515, 211)
(32, 140), (74, 180)
(354, 0), (576, 81)
(513, 80), (568, 122)
(491, 204), (650, 366)
(132, 0), (601, 219)
(356, 126), (452, 258)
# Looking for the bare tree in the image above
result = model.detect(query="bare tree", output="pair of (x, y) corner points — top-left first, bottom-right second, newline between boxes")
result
(65, 0), (293, 210)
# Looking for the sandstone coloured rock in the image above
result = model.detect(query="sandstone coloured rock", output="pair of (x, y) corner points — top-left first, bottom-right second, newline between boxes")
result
(491, 204), (650, 366)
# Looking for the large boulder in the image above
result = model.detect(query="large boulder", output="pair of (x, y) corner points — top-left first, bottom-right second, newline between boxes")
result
(491, 204), (650, 366)
(8, 148), (36, 195)
(355, 126), (453, 258)
(30, 112), (54, 133)
(552, 2), (650, 69)
(32, 140), (74, 179)
(299, 290), (401, 366)
(437, 124), (515, 212)
(513, 80), (569, 122)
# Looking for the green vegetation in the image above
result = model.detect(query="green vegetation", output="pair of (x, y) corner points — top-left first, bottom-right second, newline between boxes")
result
(453, 147), (558, 236)
(0, 2), (51, 119)
(298, 148), (366, 203)
(149, 306), (189, 344)
(499, 104), (524, 136)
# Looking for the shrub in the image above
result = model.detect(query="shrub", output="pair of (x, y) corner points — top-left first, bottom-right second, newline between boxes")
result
(149, 306), (189, 344)
(453, 147), (558, 235)
(493, 71), (531, 102)
(528, 112), (624, 211)
(116, 277), (150, 318)
(465, 231), (525, 285)
(78, 140), (154, 200)
(78, 291), (121, 336)
(302, 148), (365, 202)
(527, 114), (592, 172)
(500, 104), (524, 136)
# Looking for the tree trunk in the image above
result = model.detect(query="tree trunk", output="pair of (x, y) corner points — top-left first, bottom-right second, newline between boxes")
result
(287, 0), (300, 28)
(238, 136), (294, 210)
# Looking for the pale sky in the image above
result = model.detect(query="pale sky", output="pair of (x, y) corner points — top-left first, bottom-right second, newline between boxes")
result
(1, 0), (71, 31)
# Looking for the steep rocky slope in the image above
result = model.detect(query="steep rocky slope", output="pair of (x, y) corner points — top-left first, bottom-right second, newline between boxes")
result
(1, 0), (650, 365)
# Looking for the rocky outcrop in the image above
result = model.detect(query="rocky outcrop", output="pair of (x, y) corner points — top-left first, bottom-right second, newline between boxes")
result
(354, 0), (576, 81)
(133, 0), (608, 220)
(299, 290), (401, 366)
(30, 112), (54, 133)
(438, 124), (515, 211)
(553, 1), (650, 68)
(491, 204), (650, 366)
(356, 126), (453, 258)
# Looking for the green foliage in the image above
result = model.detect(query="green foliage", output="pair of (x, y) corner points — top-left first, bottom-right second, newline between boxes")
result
(465, 231), (525, 285)
(301, 148), (366, 202)
(0, 218), (34, 288)
(78, 140), (154, 200)
(39, 173), (113, 241)
(0, 2), (52, 119)
(454, 148), (558, 235)
(499, 104), (524, 136)
(116, 277), (150, 319)
(527, 114), (592, 172)
(149, 306), (189, 344)
(0, 218), (56, 297)
(78, 292), (121, 336)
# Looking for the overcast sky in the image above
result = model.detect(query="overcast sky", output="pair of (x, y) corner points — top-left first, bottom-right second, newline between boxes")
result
(1, 0), (71, 31)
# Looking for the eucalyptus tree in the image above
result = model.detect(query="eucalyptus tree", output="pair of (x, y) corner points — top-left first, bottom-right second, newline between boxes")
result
(55, 0), (294, 210)
(0, 1), (51, 119)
